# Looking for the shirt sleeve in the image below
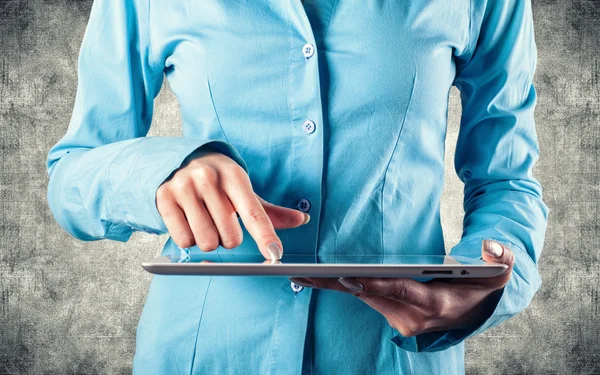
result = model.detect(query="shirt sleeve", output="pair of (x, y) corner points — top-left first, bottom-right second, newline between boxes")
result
(46, 0), (249, 242)
(391, 0), (549, 352)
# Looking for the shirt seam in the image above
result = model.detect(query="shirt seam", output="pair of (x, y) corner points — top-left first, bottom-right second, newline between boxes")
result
(206, 69), (232, 144)
(267, 290), (285, 375)
(145, 0), (161, 72)
(454, 0), (478, 80)
(137, 0), (163, 132)
(189, 276), (213, 375)
(380, 71), (417, 258)
(322, 0), (339, 36)
(466, 0), (473, 57)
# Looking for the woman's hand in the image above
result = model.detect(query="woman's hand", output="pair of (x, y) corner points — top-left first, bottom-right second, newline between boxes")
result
(156, 147), (310, 260)
(289, 240), (514, 337)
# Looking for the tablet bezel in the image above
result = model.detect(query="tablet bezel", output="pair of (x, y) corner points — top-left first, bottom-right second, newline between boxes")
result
(141, 254), (508, 278)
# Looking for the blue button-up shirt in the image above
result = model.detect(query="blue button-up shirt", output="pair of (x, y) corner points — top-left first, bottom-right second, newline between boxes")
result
(46, 0), (549, 373)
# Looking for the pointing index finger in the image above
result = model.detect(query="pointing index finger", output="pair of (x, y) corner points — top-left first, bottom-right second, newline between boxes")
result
(221, 171), (283, 260)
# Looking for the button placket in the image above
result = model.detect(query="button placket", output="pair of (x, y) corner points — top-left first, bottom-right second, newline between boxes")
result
(276, 0), (324, 257)
(298, 35), (316, 217)
(264, 3), (324, 374)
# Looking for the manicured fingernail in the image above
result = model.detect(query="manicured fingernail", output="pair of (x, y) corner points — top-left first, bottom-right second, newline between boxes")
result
(303, 213), (310, 225)
(267, 242), (282, 260)
(483, 240), (503, 258)
(289, 277), (315, 288)
(338, 277), (364, 292)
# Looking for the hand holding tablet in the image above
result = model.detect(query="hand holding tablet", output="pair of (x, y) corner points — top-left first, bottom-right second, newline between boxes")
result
(142, 239), (516, 338)
(287, 239), (516, 338)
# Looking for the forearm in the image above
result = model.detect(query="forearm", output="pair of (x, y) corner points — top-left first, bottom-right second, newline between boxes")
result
(47, 136), (248, 242)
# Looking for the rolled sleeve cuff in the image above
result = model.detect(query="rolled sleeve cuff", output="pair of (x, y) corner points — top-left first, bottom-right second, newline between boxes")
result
(106, 136), (249, 237)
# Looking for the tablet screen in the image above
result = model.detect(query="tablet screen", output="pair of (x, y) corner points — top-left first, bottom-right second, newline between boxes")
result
(168, 248), (484, 266)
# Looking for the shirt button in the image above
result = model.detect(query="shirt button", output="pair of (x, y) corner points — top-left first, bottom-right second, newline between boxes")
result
(290, 281), (304, 292)
(296, 198), (311, 212)
(303, 119), (316, 134)
(302, 43), (315, 58)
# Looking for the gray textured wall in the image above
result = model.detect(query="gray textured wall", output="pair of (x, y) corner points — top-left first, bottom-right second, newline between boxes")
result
(0, 0), (598, 373)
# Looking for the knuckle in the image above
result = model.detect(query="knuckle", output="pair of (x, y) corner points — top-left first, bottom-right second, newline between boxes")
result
(219, 231), (243, 249)
(197, 239), (219, 252)
(194, 165), (220, 186)
(390, 283), (409, 301)
(222, 163), (246, 181)
(391, 326), (402, 336)
(172, 175), (195, 192)
(391, 321), (415, 338)
(156, 184), (172, 203)
(431, 293), (451, 319)
(367, 280), (387, 296)
(261, 236), (280, 248)
(159, 208), (179, 221)
(397, 327), (414, 338)
(428, 284), (453, 319)
(395, 319), (421, 338)
(408, 322), (424, 337)
(174, 234), (195, 249)
(247, 207), (269, 224)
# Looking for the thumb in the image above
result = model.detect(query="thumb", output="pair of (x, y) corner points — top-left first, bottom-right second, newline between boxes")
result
(254, 194), (310, 229)
(481, 239), (515, 289)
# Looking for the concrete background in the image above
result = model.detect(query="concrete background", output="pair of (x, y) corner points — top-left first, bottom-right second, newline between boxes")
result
(0, 0), (598, 373)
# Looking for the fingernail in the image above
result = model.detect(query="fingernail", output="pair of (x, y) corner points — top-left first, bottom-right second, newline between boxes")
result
(338, 277), (364, 292)
(267, 241), (282, 260)
(303, 213), (310, 225)
(289, 277), (315, 288)
(483, 240), (503, 258)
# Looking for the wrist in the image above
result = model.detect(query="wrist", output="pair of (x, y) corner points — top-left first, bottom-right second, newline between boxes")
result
(459, 288), (505, 331)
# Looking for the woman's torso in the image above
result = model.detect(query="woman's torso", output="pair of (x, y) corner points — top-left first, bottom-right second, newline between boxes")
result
(134, 1), (469, 373)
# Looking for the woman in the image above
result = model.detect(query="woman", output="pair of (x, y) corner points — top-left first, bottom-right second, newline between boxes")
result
(46, 0), (548, 373)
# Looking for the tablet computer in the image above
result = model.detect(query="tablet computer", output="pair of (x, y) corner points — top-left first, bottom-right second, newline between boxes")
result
(141, 250), (507, 278)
